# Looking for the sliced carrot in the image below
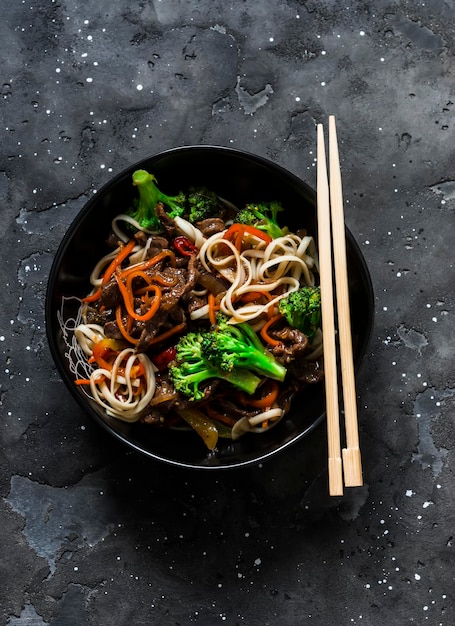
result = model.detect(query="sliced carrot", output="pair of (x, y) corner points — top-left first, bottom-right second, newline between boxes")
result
(125, 270), (162, 321)
(119, 249), (176, 277)
(115, 273), (162, 322)
(147, 322), (186, 346)
(75, 375), (105, 386)
(223, 223), (272, 251)
(82, 238), (136, 303)
(81, 288), (102, 303)
(260, 314), (283, 347)
(101, 238), (137, 284)
(115, 305), (139, 345)
(240, 291), (263, 303)
(208, 292), (219, 326)
(243, 380), (280, 409)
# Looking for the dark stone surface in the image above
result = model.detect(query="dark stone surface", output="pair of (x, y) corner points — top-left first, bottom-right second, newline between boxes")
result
(1, 0), (454, 624)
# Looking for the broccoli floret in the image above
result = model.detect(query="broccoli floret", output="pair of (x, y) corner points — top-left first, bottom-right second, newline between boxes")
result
(169, 331), (262, 401)
(128, 169), (186, 231)
(201, 314), (287, 382)
(236, 201), (286, 239)
(278, 286), (322, 339)
(187, 186), (222, 224)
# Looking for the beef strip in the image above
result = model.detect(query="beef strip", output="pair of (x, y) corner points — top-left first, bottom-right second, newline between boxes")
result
(135, 264), (194, 352)
(103, 320), (124, 340)
(134, 230), (148, 246)
(185, 293), (208, 314)
(99, 277), (121, 309)
(195, 217), (226, 237)
(147, 235), (172, 258)
(269, 327), (309, 365)
(135, 306), (175, 352)
(196, 270), (228, 295)
(155, 202), (177, 238)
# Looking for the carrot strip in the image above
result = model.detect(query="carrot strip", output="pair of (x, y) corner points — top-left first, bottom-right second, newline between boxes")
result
(116, 273), (162, 322)
(223, 223), (272, 250)
(147, 322), (186, 346)
(119, 249), (176, 278)
(82, 288), (102, 303)
(82, 239), (137, 303)
(260, 314), (283, 347)
(243, 380), (280, 409)
(115, 305), (139, 345)
(240, 291), (263, 304)
(125, 269), (162, 320)
(135, 273), (178, 294)
(75, 376), (105, 385)
(101, 239), (137, 284)
(224, 223), (245, 252)
(208, 292), (219, 326)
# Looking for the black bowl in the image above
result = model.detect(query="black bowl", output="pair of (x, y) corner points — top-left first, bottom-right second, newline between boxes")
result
(46, 146), (374, 470)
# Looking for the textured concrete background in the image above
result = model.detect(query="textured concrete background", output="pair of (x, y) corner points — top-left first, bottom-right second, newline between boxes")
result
(1, 0), (454, 624)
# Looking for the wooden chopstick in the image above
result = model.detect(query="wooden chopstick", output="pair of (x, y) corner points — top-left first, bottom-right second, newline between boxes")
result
(317, 116), (363, 495)
(328, 116), (363, 488)
(317, 123), (343, 496)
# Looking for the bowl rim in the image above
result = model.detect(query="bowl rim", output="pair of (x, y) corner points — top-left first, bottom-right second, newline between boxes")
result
(45, 144), (375, 470)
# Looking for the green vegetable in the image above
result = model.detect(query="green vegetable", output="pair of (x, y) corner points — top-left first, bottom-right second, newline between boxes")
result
(236, 201), (286, 239)
(128, 169), (186, 231)
(278, 286), (322, 339)
(187, 186), (222, 224)
(201, 314), (287, 381)
(169, 315), (287, 401)
(169, 331), (262, 401)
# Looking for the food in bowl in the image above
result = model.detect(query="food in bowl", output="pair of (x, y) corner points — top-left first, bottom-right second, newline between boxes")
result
(47, 146), (373, 469)
(62, 167), (324, 451)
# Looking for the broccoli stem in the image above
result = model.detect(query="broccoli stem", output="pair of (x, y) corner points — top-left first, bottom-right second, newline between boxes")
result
(131, 170), (162, 230)
(130, 169), (185, 230)
(181, 363), (261, 397)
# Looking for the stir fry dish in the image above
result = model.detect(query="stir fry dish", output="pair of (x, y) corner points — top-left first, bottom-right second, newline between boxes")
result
(65, 169), (324, 451)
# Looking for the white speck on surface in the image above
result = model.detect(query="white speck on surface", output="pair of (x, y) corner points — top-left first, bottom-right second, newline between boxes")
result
(137, 84), (143, 91)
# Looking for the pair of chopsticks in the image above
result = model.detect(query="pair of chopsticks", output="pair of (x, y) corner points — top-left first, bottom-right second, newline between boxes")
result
(316, 116), (363, 496)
